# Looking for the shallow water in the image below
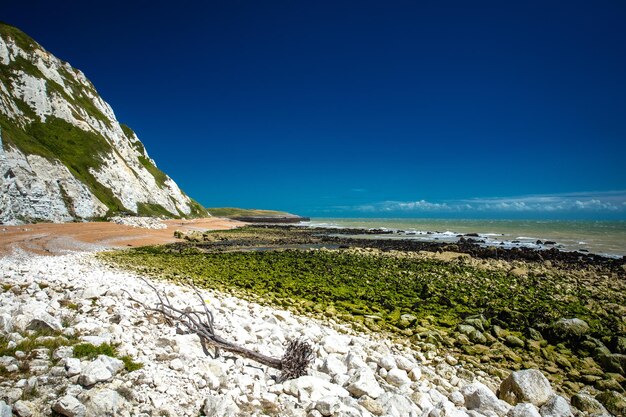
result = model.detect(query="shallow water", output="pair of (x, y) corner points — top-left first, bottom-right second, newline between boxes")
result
(306, 218), (626, 258)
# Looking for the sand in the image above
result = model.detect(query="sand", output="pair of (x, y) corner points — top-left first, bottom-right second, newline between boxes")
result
(0, 217), (244, 256)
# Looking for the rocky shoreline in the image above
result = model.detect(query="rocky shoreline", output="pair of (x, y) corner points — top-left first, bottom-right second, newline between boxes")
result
(2, 250), (622, 416)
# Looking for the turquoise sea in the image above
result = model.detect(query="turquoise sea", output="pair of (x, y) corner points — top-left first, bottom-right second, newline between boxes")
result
(306, 218), (626, 258)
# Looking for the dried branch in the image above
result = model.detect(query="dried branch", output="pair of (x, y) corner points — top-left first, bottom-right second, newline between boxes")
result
(125, 278), (313, 382)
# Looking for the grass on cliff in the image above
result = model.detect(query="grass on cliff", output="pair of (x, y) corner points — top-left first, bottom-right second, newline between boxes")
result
(207, 207), (291, 218)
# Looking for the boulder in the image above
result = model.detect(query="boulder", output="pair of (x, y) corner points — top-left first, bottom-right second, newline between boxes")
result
(498, 369), (553, 406)
(550, 318), (590, 341)
(321, 355), (347, 377)
(0, 401), (10, 417)
(596, 353), (626, 375)
(461, 382), (511, 417)
(386, 368), (411, 387)
(378, 354), (397, 370)
(570, 393), (608, 415)
(595, 390), (626, 416)
(0, 314), (12, 334)
(83, 388), (125, 417)
(12, 400), (33, 417)
(346, 368), (384, 399)
(507, 403), (541, 417)
(322, 334), (351, 354)
(202, 394), (240, 417)
(539, 395), (573, 417)
(358, 396), (384, 416)
(283, 375), (349, 403)
(51, 396), (86, 417)
(377, 392), (421, 417)
(314, 396), (342, 416)
(78, 355), (124, 387)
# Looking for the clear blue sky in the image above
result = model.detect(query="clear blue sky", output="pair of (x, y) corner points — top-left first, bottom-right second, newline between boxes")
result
(4, 1), (626, 218)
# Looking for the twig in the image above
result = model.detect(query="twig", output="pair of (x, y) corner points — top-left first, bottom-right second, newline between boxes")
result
(125, 277), (313, 382)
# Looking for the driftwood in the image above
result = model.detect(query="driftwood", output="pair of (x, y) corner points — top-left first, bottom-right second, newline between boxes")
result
(127, 278), (313, 383)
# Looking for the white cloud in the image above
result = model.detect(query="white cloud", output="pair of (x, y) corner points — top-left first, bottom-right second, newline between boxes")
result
(350, 190), (626, 214)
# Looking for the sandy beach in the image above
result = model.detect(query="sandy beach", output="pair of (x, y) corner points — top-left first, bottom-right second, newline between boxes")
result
(0, 217), (243, 256)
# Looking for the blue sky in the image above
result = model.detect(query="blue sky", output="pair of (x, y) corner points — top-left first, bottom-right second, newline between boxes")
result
(4, 1), (626, 218)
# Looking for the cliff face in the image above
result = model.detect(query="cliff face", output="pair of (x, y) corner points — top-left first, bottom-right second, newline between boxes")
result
(0, 23), (206, 224)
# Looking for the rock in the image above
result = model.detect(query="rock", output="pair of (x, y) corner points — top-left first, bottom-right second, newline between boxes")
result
(78, 355), (124, 386)
(377, 392), (421, 417)
(0, 314), (12, 334)
(358, 396), (384, 416)
(283, 375), (349, 402)
(322, 334), (351, 354)
(0, 402), (10, 417)
(52, 395), (86, 417)
(539, 395), (573, 417)
(79, 285), (107, 299)
(83, 388), (125, 417)
(12, 401), (33, 417)
(321, 355), (347, 377)
(314, 396), (341, 416)
(378, 354), (397, 370)
(461, 382), (511, 417)
(386, 368), (411, 387)
(571, 393), (608, 415)
(550, 318), (590, 341)
(397, 314), (417, 329)
(595, 390), (626, 416)
(345, 351), (368, 370)
(499, 369), (553, 406)
(65, 358), (81, 377)
(505, 335), (525, 348)
(596, 353), (626, 375)
(346, 368), (384, 399)
(507, 403), (541, 417)
(202, 394), (240, 417)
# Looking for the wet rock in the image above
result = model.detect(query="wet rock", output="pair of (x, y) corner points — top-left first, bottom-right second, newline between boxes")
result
(570, 392), (608, 415)
(499, 369), (553, 406)
(51, 395), (86, 417)
(595, 390), (626, 416)
(550, 318), (590, 341)
(596, 353), (626, 375)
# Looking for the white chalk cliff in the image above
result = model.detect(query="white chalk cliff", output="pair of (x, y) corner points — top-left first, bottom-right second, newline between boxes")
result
(0, 23), (206, 224)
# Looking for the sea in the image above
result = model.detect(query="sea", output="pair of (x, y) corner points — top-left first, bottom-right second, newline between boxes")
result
(304, 218), (626, 259)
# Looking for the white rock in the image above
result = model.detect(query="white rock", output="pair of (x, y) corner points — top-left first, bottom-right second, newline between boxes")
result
(378, 354), (396, 370)
(83, 388), (125, 417)
(378, 392), (421, 417)
(508, 403), (541, 417)
(461, 382), (511, 417)
(346, 368), (384, 399)
(202, 394), (240, 417)
(0, 314), (12, 334)
(345, 351), (368, 370)
(499, 369), (553, 407)
(169, 358), (184, 371)
(78, 355), (124, 386)
(51, 395), (86, 417)
(409, 367), (422, 381)
(396, 355), (416, 371)
(539, 395), (573, 417)
(79, 335), (109, 346)
(65, 358), (81, 377)
(321, 355), (348, 377)
(12, 400), (33, 417)
(322, 334), (351, 354)
(283, 375), (349, 403)
(386, 368), (411, 387)
(315, 396), (342, 416)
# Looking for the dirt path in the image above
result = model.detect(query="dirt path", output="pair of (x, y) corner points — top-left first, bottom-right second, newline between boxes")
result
(0, 217), (243, 256)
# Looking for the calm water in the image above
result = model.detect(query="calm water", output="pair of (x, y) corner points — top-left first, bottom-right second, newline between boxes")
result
(306, 218), (626, 258)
